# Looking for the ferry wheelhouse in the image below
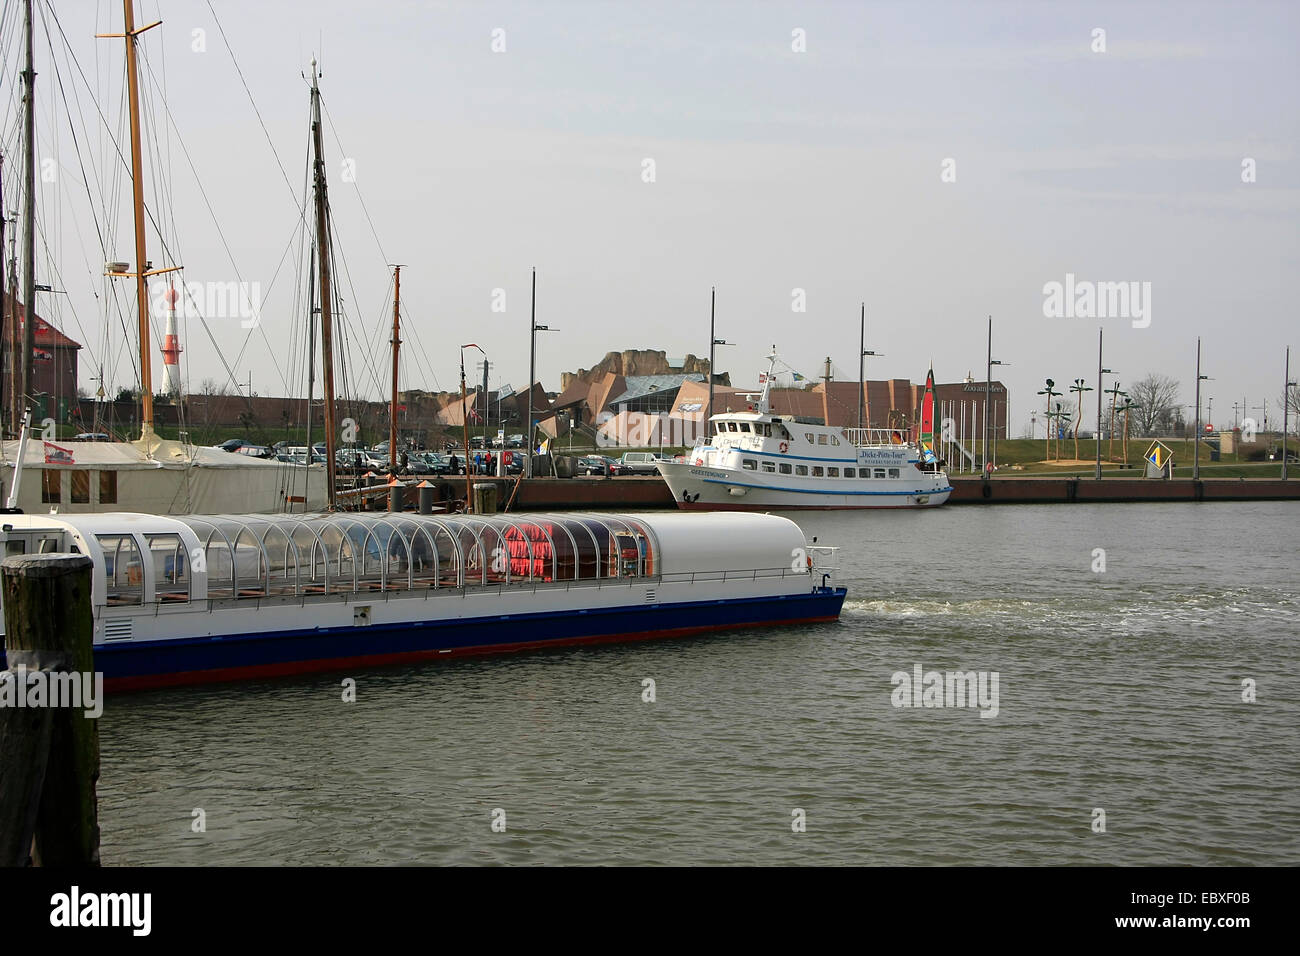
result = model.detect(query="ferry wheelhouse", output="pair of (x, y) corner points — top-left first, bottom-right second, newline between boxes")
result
(0, 510), (843, 691)
(657, 354), (952, 510)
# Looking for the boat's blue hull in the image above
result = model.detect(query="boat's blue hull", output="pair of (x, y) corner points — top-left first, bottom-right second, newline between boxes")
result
(2, 588), (846, 692)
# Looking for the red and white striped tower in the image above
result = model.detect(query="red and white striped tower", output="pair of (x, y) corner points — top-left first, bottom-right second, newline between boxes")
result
(161, 282), (182, 396)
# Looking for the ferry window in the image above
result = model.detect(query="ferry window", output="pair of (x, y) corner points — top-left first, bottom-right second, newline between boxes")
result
(715, 422), (726, 435)
(831, 436), (841, 446)
(41, 470), (60, 503)
(727, 423), (738, 432)
(5, 541), (24, 556)
(779, 463), (792, 475)
(875, 468), (887, 479)
(812, 466), (824, 477)
(739, 423), (751, 433)
(148, 534), (190, 604)
(742, 459), (757, 471)
(888, 468), (900, 478)
(844, 467), (856, 478)
(760, 424), (770, 437)
(827, 467), (840, 477)
(795, 465), (808, 476)
(817, 435), (828, 445)
(96, 534), (144, 606)
(71, 471), (90, 504)
(99, 471), (118, 504)
(761, 461), (776, 473)
(804, 433), (814, 443)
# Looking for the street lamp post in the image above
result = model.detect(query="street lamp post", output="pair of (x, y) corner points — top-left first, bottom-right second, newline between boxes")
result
(983, 316), (1006, 476)
(459, 343), (485, 511)
(1284, 346), (1295, 481)
(1095, 328), (1111, 480)
(859, 302), (881, 432)
(708, 286), (734, 442)
(526, 268), (557, 478)
(1194, 337), (1210, 480)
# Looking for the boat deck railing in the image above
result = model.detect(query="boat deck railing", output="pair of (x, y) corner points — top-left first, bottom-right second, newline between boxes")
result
(841, 427), (912, 448)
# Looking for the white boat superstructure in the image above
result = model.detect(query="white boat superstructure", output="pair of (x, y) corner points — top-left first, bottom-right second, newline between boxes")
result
(657, 352), (951, 510)
(0, 434), (326, 515)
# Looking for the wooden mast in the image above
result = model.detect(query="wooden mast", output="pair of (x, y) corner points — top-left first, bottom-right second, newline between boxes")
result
(309, 60), (337, 509)
(98, 1), (171, 443)
(389, 265), (401, 474)
(19, 0), (36, 432)
(122, 0), (156, 440)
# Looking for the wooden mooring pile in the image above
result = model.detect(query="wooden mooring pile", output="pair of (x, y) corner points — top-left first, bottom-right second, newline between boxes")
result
(0, 554), (100, 867)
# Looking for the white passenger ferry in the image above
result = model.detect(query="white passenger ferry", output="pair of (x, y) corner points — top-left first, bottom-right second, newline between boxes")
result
(657, 354), (951, 510)
(0, 510), (843, 691)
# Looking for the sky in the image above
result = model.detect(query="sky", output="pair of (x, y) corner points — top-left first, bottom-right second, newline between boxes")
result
(2, 0), (1297, 436)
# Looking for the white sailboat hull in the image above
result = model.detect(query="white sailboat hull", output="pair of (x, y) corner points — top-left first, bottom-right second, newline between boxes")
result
(1, 438), (327, 515)
(658, 460), (951, 510)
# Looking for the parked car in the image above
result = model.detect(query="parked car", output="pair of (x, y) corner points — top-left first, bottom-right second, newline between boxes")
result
(217, 438), (257, 453)
(507, 434), (524, 448)
(575, 456), (610, 476)
(73, 433), (111, 442)
(617, 451), (662, 474)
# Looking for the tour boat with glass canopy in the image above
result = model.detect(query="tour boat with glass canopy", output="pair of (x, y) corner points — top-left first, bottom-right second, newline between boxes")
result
(0, 510), (843, 691)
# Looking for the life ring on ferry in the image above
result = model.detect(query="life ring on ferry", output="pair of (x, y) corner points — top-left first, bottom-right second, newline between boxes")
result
(779, 441), (789, 453)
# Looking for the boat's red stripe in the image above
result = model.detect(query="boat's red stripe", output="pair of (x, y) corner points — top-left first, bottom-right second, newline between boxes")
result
(103, 615), (838, 692)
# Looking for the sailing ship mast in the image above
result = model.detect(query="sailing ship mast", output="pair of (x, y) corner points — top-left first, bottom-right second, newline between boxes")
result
(98, 0), (179, 444)
(18, 0), (35, 435)
(309, 59), (338, 509)
(389, 265), (401, 473)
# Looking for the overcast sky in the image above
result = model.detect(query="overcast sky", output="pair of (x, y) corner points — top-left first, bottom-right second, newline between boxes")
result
(4, 0), (1297, 434)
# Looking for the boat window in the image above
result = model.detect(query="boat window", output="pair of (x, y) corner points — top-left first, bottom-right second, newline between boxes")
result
(99, 471), (117, 504)
(795, 465), (808, 476)
(41, 470), (60, 503)
(742, 459), (757, 471)
(71, 471), (90, 504)
(875, 468), (888, 479)
(817, 435), (828, 445)
(804, 433), (814, 443)
(261, 524), (299, 596)
(715, 422), (726, 435)
(738, 423), (751, 433)
(5, 541), (23, 556)
(727, 422), (738, 432)
(812, 466), (824, 477)
(506, 521), (555, 582)
(844, 467), (856, 478)
(779, 463), (792, 475)
(402, 523), (438, 588)
(96, 534), (143, 607)
(827, 466), (840, 477)
(761, 460), (776, 473)
(831, 436), (841, 446)
(234, 527), (269, 598)
(888, 468), (900, 478)
(429, 524), (461, 587)
(147, 534), (190, 604)
(567, 518), (601, 579)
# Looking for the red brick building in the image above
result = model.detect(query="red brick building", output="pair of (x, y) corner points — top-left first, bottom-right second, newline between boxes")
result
(2, 294), (82, 422)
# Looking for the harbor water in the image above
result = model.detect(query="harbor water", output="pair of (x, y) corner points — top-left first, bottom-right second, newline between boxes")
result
(98, 501), (1300, 865)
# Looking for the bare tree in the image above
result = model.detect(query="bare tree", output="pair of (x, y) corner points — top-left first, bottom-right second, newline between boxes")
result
(1128, 374), (1180, 436)
(1282, 386), (1300, 435)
